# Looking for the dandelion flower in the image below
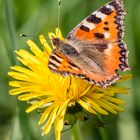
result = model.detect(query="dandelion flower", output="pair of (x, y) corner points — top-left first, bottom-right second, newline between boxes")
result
(8, 28), (130, 140)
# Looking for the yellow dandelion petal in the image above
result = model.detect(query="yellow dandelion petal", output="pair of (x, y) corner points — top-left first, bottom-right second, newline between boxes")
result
(56, 100), (70, 117)
(107, 86), (130, 94)
(80, 85), (93, 97)
(89, 93), (104, 99)
(43, 106), (59, 135)
(55, 131), (61, 140)
(18, 92), (51, 101)
(48, 32), (56, 49)
(16, 50), (40, 64)
(100, 99), (124, 112)
(27, 40), (43, 57)
(93, 98), (118, 114)
(26, 97), (54, 113)
(9, 81), (40, 88)
(117, 74), (132, 82)
(103, 96), (125, 105)
(56, 105), (67, 131)
(60, 77), (71, 92)
(95, 86), (115, 96)
(10, 66), (34, 76)
(48, 32), (56, 39)
(18, 93), (37, 101)
(38, 103), (56, 125)
(55, 105), (67, 140)
(8, 71), (29, 81)
(8, 71), (41, 84)
(9, 81), (22, 87)
(39, 35), (52, 55)
(82, 96), (108, 115)
(10, 66), (48, 83)
(9, 87), (32, 95)
(70, 79), (79, 98)
(78, 99), (97, 114)
(55, 27), (64, 40)
(16, 56), (28, 66)
(55, 107), (66, 132)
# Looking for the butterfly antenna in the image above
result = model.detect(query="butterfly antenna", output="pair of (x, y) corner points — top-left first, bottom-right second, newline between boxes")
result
(57, 0), (61, 28)
(20, 34), (52, 44)
(20, 34), (37, 38)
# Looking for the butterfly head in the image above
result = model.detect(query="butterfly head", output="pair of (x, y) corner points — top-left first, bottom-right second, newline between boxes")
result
(52, 37), (78, 56)
(51, 37), (62, 50)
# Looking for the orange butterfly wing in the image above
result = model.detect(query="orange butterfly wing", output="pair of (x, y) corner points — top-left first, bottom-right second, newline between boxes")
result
(48, 51), (82, 75)
(68, 0), (125, 43)
(83, 41), (129, 87)
(49, 0), (130, 88)
(49, 42), (129, 87)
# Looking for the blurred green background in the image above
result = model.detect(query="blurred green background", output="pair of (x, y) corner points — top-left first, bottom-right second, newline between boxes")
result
(0, 0), (140, 140)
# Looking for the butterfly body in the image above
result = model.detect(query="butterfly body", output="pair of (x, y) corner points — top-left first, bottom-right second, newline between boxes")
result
(48, 0), (130, 88)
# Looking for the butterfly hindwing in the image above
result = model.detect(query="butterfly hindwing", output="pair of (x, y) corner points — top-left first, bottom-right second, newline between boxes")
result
(74, 41), (129, 87)
(48, 40), (129, 88)
(48, 51), (82, 76)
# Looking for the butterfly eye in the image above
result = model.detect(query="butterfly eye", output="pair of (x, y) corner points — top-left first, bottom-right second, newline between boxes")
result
(62, 44), (78, 56)
(52, 37), (61, 47)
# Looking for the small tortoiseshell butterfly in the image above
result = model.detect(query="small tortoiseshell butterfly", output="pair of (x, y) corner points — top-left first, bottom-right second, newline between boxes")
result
(48, 0), (130, 88)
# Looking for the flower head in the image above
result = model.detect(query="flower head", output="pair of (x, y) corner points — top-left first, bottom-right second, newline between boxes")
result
(8, 28), (130, 140)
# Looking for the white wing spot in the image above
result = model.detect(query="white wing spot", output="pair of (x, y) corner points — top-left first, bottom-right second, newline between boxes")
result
(104, 32), (110, 38)
(83, 21), (95, 30)
(106, 5), (114, 10)
(94, 11), (107, 19)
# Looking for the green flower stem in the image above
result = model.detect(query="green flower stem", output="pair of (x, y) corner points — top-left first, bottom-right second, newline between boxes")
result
(99, 127), (109, 140)
(18, 102), (31, 140)
(5, 0), (18, 65)
(5, 0), (31, 140)
(72, 121), (82, 140)
(97, 115), (109, 140)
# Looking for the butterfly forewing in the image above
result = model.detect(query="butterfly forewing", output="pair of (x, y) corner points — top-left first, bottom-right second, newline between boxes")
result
(67, 0), (125, 43)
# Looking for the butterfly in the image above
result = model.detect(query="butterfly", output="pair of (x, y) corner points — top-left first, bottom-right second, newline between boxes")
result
(48, 0), (130, 88)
